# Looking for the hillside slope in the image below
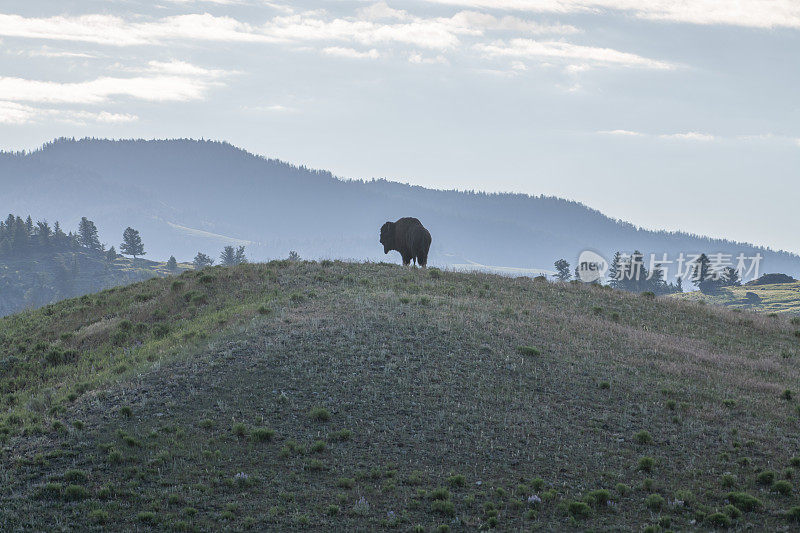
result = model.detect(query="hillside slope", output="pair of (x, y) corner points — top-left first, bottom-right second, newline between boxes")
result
(4, 138), (800, 276)
(1, 263), (799, 531)
(0, 250), (190, 317)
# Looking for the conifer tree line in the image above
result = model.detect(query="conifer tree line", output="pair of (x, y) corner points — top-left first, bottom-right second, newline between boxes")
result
(193, 246), (248, 268)
(0, 214), (146, 260)
(1, 213), (253, 271)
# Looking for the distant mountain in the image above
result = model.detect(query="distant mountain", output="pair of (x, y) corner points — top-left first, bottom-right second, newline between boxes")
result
(3, 137), (799, 277)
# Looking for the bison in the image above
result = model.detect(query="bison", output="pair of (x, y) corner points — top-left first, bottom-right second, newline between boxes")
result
(379, 217), (431, 267)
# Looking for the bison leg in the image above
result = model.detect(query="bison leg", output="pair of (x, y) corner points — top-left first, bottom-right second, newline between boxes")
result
(402, 254), (412, 266)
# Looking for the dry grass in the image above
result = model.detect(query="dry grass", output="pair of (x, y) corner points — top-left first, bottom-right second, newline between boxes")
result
(1, 261), (799, 530)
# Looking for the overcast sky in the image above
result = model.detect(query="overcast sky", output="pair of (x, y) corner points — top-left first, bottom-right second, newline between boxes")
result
(1, 1), (798, 253)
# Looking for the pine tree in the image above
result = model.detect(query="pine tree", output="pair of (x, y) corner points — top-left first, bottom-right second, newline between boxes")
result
(629, 251), (649, 292)
(120, 227), (145, 258)
(53, 221), (67, 246)
(11, 216), (28, 254)
(692, 253), (719, 293)
(193, 252), (214, 268)
(234, 246), (247, 265)
(607, 251), (622, 288)
(36, 220), (52, 247)
(554, 259), (571, 282)
(166, 256), (178, 271)
(78, 217), (102, 251)
(723, 266), (741, 287)
(692, 253), (710, 284)
(220, 246), (236, 266)
(106, 246), (117, 262)
(649, 264), (666, 294)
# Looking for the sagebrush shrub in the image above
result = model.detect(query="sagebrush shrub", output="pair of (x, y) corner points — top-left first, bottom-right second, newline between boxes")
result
(757, 471), (776, 485)
(308, 407), (331, 421)
(638, 456), (655, 472)
(644, 494), (664, 510)
(634, 430), (653, 444)
(252, 428), (275, 442)
(726, 492), (762, 511)
(568, 501), (592, 518)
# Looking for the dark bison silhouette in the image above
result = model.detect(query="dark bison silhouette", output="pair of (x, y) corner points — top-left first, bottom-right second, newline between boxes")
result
(380, 217), (431, 267)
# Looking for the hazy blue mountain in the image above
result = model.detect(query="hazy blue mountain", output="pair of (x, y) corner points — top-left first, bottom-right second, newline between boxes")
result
(3, 137), (799, 277)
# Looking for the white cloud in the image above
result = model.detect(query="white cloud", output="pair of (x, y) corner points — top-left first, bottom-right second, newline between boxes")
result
(476, 38), (674, 69)
(659, 131), (715, 141)
(601, 130), (800, 146)
(0, 13), (281, 46)
(0, 6), (681, 106)
(143, 59), (233, 78)
(0, 57), (232, 107)
(599, 129), (715, 141)
(267, 14), (463, 49)
(564, 63), (591, 73)
(423, 0), (586, 13)
(423, 1), (800, 30)
(471, 68), (521, 77)
(737, 133), (800, 148)
(357, 2), (410, 21)
(62, 110), (139, 124)
(0, 9), (579, 53)
(0, 75), (211, 104)
(262, 2), (295, 14)
(0, 101), (34, 124)
(243, 104), (299, 113)
(322, 47), (380, 59)
(409, 53), (449, 64)
(24, 48), (96, 58)
(599, 129), (643, 136)
(737, 133), (776, 141)
(165, 0), (243, 4)
(445, 10), (579, 34)
(0, 101), (137, 125)
(263, 104), (294, 112)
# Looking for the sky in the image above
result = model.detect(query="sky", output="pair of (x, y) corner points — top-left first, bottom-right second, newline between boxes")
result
(0, 0), (798, 254)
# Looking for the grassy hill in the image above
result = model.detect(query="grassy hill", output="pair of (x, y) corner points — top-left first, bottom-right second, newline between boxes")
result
(1, 262), (799, 531)
(671, 281), (800, 316)
(0, 250), (191, 318)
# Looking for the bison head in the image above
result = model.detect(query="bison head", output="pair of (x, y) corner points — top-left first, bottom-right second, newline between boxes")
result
(379, 221), (394, 254)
